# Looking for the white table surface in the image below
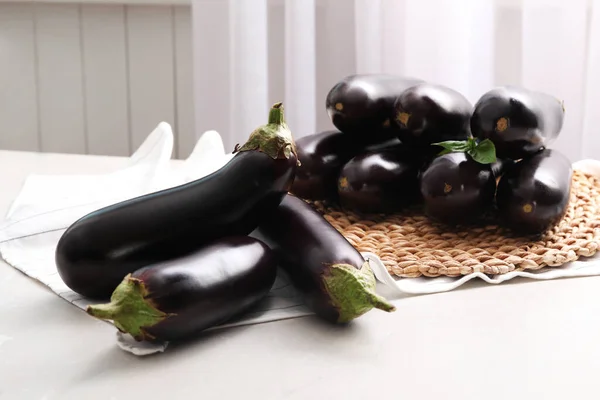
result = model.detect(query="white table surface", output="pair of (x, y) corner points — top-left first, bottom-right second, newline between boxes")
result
(2, 149), (600, 400)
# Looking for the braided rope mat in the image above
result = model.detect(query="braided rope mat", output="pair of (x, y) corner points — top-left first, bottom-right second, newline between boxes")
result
(311, 170), (600, 278)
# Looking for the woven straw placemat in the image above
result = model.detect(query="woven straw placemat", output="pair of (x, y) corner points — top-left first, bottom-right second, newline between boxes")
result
(311, 170), (600, 278)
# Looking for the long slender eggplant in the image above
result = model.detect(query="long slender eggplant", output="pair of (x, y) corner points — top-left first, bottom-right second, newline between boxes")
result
(56, 103), (298, 299)
(337, 147), (421, 214)
(420, 152), (496, 225)
(496, 149), (572, 234)
(253, 194), (395, 323)
(326, 74), (423, 140)
(470, 86), (565, 160)
(393, 83), (472, 150)
(86, 237), (277, 342)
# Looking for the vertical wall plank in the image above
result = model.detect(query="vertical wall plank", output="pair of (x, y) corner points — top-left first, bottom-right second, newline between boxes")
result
(267, 0), (285, 121)
(315, 0), (356, 132)
(522, 0), (587, 161)
(228, 0), (269, 151)
(174, 5), (195, 159)
(126, 5), (176, 155)
(354, 0), (382, 74)
(0, 3), (39, 151)
(494, 4), (522, 86)
(284, 0), (316, 138)
(81, 4), (130, 156)
(35, 3), (86, 154)
(192, 0), (231, 152)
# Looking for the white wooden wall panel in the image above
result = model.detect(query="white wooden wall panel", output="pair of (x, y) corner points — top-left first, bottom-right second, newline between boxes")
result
(0, 3), (40, 152)
(35, 3), (87, 154)
(173, 5), (194, 159)
(81, 4), (130, 156)
(192, 0), (230, 152)
(126, 6), (176, 156)
(267, 1), (285, 124)
(315, 0), (355, 133)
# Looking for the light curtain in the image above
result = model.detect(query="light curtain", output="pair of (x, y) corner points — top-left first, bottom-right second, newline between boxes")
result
(192, 0), (600, 161)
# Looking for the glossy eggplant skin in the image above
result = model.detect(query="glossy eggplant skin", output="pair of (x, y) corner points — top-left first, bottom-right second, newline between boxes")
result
(393, 83), (472, 149)
(133, 237), (276, 341)
(326, 74), (424, 139)
(491, 158), (516, 180)
(420, 152), (496, 225)
(496, 149), (572, 234)
(337, 147), (421, 214)
(87, 237), (277, 342)
(291, 130), (366, 200)
(254, 194), (370, 323)
(471, 86), (565, 160)
(56, 150), (297, 299)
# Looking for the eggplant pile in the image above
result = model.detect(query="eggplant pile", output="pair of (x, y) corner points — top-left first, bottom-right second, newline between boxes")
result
(293, 75), (572, 235)
(58, 102), (397, 344)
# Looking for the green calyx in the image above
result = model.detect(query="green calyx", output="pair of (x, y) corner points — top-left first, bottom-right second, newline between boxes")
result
(234, 102), (299, 164)
(86, 274), (173, 342)
(432, 137), (497, 164)
(322, 261), (396, 323)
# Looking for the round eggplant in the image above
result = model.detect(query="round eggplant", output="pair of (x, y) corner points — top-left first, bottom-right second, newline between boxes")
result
(86, 236), (277, 342)
(471, 86), (565, 160)
(337, 147), (421, 214)
(420, 152), (496, 225)
(253, 194), (395, 323)
(393, 83), (472, 149)
(496, 149), (572, 234)
(291, 130), (365, 201)
(326, 74), (424, 139)
(56, 103), (298, 299)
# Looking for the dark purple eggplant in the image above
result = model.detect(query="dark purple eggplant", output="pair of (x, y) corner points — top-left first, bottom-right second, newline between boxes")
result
(337, 147), (421, 214)
(326, 74), (423, 139)
(393, 83), (472, 150)
(86, 236), (277, 342)
(291, 130), (365, 200)
(471, 86), (565, 160)
(496, 149), (572, 234)
(420, 152), (496, 225)
(56, 103), (298, 299)
(253, 194), (395, 323)
(291, 131), (405, 201)
(491, 158), (516, 180)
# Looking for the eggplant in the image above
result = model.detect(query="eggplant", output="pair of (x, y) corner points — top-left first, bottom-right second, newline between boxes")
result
(291, 130), (365, 201)
(337, 147), (421, 214)
(326, 74), (423, 139)
(470, 86), (565, 160)
(253, 194), (395, 323)
(56, 103), (298, 299)
(491, 158), (516, 181)
(420, 152), (496, 225)
(86, 236), (277, 342)
(393, 83), (472, 150)
(496, 149), (572, 234)
(291, 131), (405, 201)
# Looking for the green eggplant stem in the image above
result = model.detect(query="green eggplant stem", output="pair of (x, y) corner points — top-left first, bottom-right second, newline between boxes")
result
(234, 102), (298, 163)
(322, 261), (396, 323)
(86, 274), (172, 342)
